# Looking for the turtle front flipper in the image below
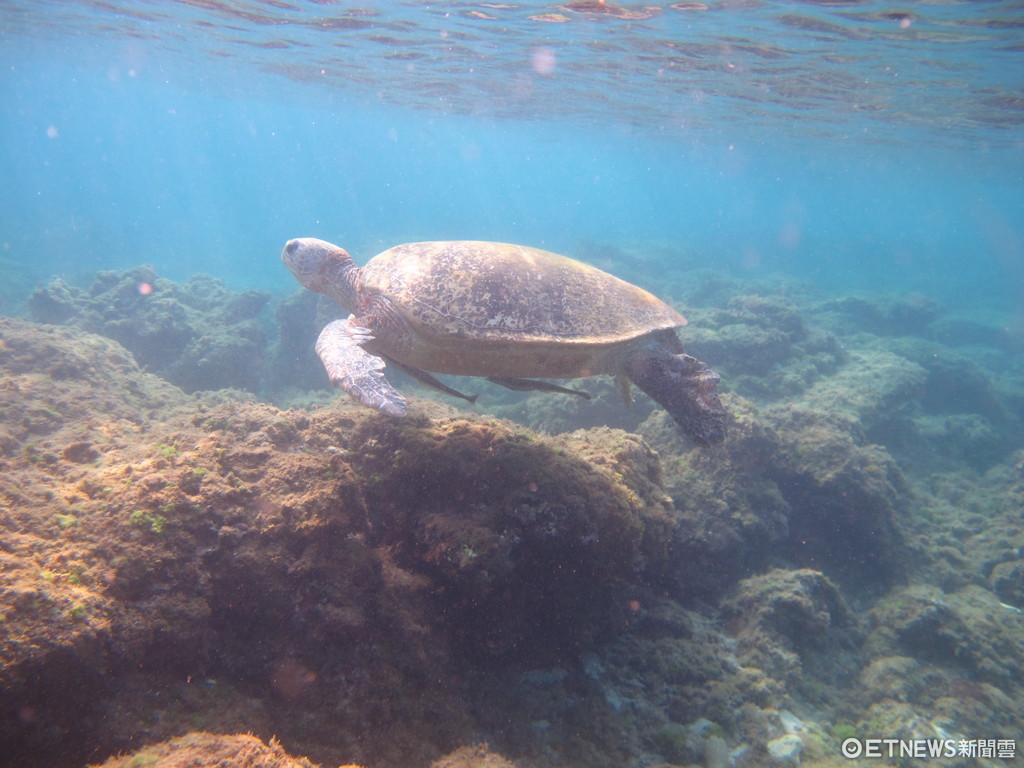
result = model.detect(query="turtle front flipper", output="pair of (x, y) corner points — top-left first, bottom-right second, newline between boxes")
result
(627, 352), (726, 445)
(315, 316), (408, 416)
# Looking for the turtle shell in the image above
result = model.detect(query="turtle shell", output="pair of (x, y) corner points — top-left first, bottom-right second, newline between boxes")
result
(359, 241), (685, 346)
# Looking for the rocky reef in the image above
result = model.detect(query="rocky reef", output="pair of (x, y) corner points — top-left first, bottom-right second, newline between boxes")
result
(27, 267), (271, 394)
(0, 317), (686, 767)
(2, 258), (1023, 768)
(91, 732), (336, 768)
(89, 732), (514, 768)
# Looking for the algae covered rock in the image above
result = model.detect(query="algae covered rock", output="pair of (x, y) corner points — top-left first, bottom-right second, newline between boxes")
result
(88, 731), (514, 768)
(28, 266), (270, 393)
(801, 348), (927, 433)
(870, 584), (1024, 687)
(642, 401), (791, 600)
(764, 404), (909, 589)
(990, 560), (1024, 608)
(0, 316), (186, 457)
(0, 318), (684, 768)
(722, 569), (861, 689)
(6, 265), (1024, 768)
(641, 396), (907, 601)
(344, 417), (679, 660)
(89, 732), (329, 768)
(765, 733), (803, 765)
(857, 582), (1024, 741)
(685, 294), (845, 401)
(429, 744), (518, 768)
(813, 293), (942, 337)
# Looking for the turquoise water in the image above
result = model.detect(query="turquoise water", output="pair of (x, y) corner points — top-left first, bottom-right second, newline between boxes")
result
(1, 0), (1022, 312)
(3, 5), (1024, 768)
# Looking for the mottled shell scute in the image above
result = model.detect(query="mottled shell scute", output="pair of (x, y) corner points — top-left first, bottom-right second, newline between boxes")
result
(358, 241), (685, 345)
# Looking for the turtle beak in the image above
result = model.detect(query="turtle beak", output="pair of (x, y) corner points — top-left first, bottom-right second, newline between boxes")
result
(281, 238), (331, 288)
(281, 238), (310, 274)
(282, 238), (355, 296)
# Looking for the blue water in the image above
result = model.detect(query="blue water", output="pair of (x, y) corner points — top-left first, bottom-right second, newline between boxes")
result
(3, 6), (1024, 767)
(1, 1), (1022, 312)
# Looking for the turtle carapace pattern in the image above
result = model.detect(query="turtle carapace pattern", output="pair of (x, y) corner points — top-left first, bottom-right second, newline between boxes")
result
(282, 238), (726, 445)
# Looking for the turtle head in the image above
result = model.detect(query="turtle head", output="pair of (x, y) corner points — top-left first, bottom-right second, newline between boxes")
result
(627, 351), (726, 445)
(282, 238), (358, 311)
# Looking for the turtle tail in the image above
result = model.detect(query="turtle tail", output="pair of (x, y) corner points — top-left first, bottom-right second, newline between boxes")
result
(628, 352), (726, 445)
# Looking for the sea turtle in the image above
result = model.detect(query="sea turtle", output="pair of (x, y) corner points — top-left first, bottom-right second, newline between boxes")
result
(282, 238), (726, 444)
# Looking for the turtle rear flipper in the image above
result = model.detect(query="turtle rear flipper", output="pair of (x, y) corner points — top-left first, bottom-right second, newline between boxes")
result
(487, 376), (591, 399)
(384, 356), (479, 404)
(316, 317), (408, 416)
(627, 352), (726, 445)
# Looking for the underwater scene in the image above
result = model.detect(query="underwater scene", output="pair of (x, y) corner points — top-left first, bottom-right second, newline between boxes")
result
(1, 1), (1023, 767)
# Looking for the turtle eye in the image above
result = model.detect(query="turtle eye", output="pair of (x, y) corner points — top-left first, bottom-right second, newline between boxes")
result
(285, 240), (300, 256)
